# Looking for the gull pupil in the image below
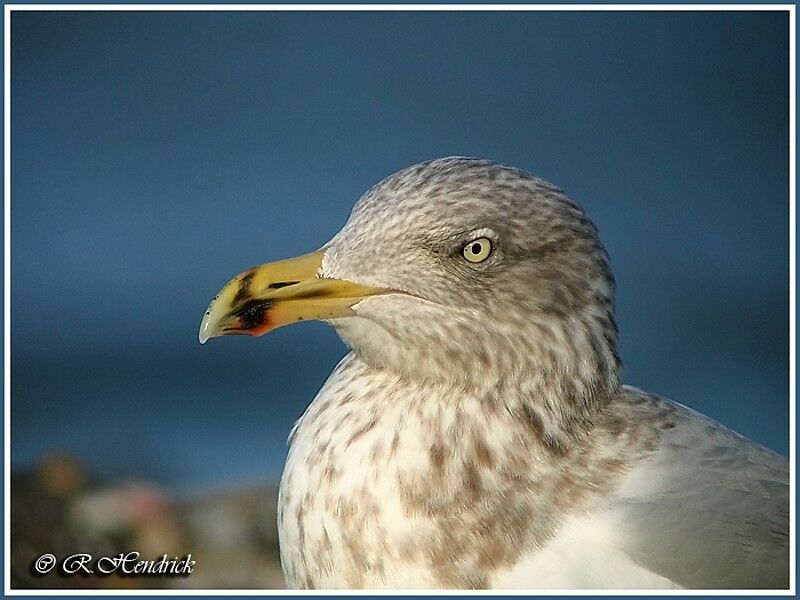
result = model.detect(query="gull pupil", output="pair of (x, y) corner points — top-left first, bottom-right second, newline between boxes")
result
(472, 243), (482, 254)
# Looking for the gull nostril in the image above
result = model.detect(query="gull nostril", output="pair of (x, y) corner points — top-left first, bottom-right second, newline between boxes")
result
(268, 281), (299, 290)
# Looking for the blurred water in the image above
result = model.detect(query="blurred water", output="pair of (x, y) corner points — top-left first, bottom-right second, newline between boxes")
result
(11, 10), (789, 487)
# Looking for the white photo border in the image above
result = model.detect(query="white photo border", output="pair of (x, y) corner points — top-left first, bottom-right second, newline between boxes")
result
(3, 4), (795, 595)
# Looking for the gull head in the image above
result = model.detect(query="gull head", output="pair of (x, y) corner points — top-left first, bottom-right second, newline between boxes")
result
(200, 157), (619, 394)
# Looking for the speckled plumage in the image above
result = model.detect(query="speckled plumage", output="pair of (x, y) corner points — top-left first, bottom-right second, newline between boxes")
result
(276, 158), (788, 589)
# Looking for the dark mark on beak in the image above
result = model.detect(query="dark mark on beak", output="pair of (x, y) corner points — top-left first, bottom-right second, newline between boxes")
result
(230, 299), (273, 330)
(233, 272), (255, 306)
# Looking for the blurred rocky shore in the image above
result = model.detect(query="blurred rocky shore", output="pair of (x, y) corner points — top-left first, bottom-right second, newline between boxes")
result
(11, 454), (285, 589)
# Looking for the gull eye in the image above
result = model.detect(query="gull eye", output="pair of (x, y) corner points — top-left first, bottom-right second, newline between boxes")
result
(462, 237), (493, 263)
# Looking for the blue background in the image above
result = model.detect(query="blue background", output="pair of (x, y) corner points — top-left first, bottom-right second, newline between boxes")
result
(11, 10), (789, 490)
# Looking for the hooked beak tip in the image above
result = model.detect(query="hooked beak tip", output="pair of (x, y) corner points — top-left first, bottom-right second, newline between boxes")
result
(198, 305), (218, 344)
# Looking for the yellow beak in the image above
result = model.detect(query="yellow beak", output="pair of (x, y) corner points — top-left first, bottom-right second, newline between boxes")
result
(198, 251), (389, 343)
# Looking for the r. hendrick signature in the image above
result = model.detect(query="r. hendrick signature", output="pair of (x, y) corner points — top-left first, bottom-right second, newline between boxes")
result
(33, 552), (195, 576)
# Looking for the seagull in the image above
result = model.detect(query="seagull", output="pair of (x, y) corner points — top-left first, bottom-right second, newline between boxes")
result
(199, 157), (789, 590)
